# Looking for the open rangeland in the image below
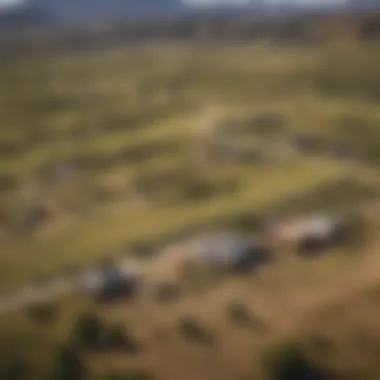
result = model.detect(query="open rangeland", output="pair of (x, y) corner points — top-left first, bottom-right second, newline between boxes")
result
(1, 40), (380, 380)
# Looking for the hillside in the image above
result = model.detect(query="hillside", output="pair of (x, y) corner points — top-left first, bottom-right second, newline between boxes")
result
(0, 0), (379, 30)
(1, 13), (380, 380)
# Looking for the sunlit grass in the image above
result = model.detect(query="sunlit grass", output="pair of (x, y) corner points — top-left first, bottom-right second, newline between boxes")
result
(0, 42), (380, 291)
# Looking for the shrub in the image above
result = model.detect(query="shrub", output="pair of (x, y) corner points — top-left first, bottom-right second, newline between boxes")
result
(227, 301), (268, 331)
(181, 178), (214, 201)
(177, 317), (215, 347)
(263, 341), (333, 380)
(103, 370), (153, 380)
(105, 324), (141, 354)
(26, 303), (56, 325)
(16, 205), (49, 232)
(48, 344), (87, 380)
(248, 112), (286, 135)
(226, 212), (263, 232)
(72, 312), (107, 351)
(153, 282), (180, 304)
(130, 243), (156, 259)
(0, 358), (31, 380)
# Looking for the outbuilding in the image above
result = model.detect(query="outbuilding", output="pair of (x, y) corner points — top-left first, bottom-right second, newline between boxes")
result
(270, 213), (349, 255)
(189, 232), (272, 274)
(81, 260), (142, 303)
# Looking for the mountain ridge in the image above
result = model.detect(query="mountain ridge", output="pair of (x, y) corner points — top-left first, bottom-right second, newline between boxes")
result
(0, 0), (379, 29)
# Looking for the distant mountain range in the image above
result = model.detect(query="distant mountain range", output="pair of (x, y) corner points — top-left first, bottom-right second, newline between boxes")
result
(28, 0), (186, 23)
(0, 4), (51, 28)
(0, 0), (379, 29)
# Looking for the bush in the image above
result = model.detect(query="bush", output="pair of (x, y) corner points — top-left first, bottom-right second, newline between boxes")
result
(72, 312), (107, 351)
(177, 317), (215, 347)
(152, 282), (180, 304)
(105, 324), (141, 354)
(263, 341), (333, 380)
(26, 303), (56, 325)
(248, 112), (286, 136)
(227, 301), (253, 328)
(49, 345), (87, 380)
(181, 178), (214, 201)
(227, 301), (267, 331)
(130, 243), (156, 259)
(0, 358), (31, 380)
(225, 212), (263, 232)
(308, 334), (334, 355)
(103, 370), (153, 380)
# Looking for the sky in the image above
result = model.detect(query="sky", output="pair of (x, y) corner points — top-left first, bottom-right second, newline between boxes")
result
(0, 0), (25, 8)
(183, 0), (344, 4)
(0, 0), (345, 9)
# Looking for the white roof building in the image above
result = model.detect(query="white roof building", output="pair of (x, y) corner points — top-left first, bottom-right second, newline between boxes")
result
(270, 213), (342, 244)
(185, 231), (266, 267)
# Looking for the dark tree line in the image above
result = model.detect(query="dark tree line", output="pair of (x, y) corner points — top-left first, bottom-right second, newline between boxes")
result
(2, 11), (380, 56)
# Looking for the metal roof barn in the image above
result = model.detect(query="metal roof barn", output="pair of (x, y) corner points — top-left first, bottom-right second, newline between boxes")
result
(188, 232), (271, 272)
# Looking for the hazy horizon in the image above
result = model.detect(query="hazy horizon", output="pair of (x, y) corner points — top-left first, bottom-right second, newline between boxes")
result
(0, 0), (347, 8)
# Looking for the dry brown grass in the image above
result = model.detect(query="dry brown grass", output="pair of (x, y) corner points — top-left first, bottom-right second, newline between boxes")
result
(85, 230), (380, 379)
(2, 214), (380, 379)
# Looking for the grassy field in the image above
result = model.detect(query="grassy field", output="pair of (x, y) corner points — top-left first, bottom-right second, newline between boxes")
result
(1, 225), (380, 380)
(1, 39), (380, 379)
(1, 43), (380, 290)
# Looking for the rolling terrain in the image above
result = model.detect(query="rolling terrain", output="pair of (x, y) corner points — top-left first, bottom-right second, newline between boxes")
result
(1, 37), (380, 380)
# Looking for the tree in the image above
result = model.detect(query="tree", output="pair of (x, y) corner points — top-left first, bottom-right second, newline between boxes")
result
(0, 358), (31, 380)
(49, 345), (86, 380)
(26, 303), (56, 325)
(227, 301), (268, 331)
(177, 317), (215, 347)
(72, 312), (107, 351)
(264, 342), (333, 380)
(103, 371), (152, 380)
(105, 324), (140, 353)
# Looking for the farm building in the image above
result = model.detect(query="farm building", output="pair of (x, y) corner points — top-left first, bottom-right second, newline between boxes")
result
(187, 231), (272, 273)
(81, 260), (142, 303)
(269, 213), (350, 254)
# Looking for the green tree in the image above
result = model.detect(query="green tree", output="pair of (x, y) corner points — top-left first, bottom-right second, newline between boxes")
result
(103, 371), (152, 380)
(177, 317), (215, 347)
(264, 341), (333, 380)
(49, 345), (86, 380)
(72, 312), (107, 351)
(27, 303), (56, 325)
(106, 324), (140, 353)
(0, 358), (31, 380)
